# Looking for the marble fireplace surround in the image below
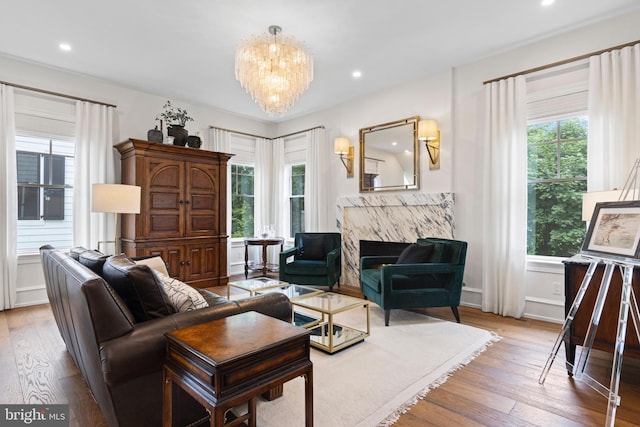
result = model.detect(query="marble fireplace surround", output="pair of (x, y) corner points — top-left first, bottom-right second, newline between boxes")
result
(337, 193), (454, 287)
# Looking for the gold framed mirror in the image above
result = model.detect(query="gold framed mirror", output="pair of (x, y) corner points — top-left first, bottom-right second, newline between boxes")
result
(359, 116), (420, 192)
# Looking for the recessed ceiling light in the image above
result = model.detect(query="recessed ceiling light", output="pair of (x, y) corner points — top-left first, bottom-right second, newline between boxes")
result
(392, 141), (397, 146)
(59, 43), (72, 52)
(541, 0), (555, 6)
(352, 70), (362, 78)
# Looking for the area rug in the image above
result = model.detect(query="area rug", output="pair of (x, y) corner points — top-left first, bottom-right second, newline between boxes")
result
(246, 305), (500, 427)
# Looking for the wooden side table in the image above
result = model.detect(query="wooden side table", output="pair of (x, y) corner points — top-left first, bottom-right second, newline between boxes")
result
(244, 237), (284, 278)
(163, 311), (313, 427)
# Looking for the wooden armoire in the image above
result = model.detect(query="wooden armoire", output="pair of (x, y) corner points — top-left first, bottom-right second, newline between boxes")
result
(115, 139), (232, 288)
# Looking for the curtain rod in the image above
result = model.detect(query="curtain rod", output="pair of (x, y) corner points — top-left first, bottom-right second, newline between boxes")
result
(209, 124), (325, 140)
(0, 80), (117, 108)
(483, 39), (640, 85)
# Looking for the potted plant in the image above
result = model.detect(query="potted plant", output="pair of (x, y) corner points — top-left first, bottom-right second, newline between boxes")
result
(157, 100), (194, 146)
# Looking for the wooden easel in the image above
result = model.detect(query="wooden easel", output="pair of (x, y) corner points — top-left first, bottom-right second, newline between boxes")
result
(538, 255), (640, 426)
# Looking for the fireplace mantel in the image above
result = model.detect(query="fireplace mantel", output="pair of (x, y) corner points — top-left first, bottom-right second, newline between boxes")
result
(337, 193), (454, 287)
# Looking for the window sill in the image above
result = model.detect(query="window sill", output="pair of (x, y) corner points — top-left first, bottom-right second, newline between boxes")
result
(526, 255), (566, 274)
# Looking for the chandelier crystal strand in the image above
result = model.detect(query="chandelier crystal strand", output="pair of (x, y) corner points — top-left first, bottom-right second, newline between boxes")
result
(235, 26), (313, 116)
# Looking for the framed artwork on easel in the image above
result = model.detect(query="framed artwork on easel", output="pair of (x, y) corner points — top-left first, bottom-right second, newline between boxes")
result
(581, 200), (640, 262)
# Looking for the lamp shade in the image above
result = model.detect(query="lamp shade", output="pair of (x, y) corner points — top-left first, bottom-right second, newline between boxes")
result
(92, 184), (141, 214)
(581, 190), (622, 221)
(418, 119), (438, 141)
(334, 137), (350, 155)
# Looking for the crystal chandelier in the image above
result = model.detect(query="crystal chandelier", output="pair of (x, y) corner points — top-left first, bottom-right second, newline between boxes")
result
(235, 25), (314, 116)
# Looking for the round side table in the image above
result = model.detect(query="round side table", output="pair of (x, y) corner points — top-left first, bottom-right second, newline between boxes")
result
(244, 237), (285, 278)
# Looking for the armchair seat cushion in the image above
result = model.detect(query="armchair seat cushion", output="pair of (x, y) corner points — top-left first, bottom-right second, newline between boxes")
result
(283, 260), (329, 276)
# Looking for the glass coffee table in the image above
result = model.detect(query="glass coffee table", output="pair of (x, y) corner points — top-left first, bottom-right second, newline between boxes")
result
(256, 284), (325, 328)
(226, 277), (288, 299)
(292, 292), (370, 353)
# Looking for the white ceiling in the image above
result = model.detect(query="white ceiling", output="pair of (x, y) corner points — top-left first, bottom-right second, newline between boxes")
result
(1, 0), (639, 123)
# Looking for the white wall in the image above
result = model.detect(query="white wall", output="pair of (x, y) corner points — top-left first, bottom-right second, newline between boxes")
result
(0, 54), (277, 307)
(276, 11), (640, 323)
(5, 11), (640, 318)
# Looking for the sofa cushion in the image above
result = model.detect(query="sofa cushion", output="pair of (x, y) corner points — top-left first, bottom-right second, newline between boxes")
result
(153, 271), (209, 312)
(79, 250), (110, 275)
(396, 244), (435, 264)
(69, 246), (89, 260)
(102, 254), (175, 323)
(299, 235), (327, 260)
(134, 256), (170, 276)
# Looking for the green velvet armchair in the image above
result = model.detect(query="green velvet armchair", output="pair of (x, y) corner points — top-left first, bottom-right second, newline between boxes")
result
(360, 238), (467, 326)
(279, 232), (341, 291)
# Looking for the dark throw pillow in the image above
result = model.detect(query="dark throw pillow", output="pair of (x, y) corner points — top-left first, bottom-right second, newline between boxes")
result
(396, 244), (435, 264)
(299, 235), (327, 260)
(78, 250), (109, 275)
(102, 254), (175, 323)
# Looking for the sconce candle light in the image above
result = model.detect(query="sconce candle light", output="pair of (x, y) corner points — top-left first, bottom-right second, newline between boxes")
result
(418, 119), (440, 170)
(334, 137), (354, 178)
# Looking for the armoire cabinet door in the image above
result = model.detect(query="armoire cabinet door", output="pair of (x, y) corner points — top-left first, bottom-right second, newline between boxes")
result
(145, 158), (185, 239)
(186, 162), (219, 237)
(183, 242), (220, 284)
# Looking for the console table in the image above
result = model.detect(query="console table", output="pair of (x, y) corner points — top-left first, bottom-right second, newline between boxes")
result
(244, 237), (284, 278)
(163, 311), (313, 426)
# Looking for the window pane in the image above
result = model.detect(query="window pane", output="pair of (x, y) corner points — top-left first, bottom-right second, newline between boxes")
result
(18, 186), (40, 220)
(231, 195), (254, 238)
(528, 143), (557, 180)
(559, 117), (588, 140)
(44, 188), (65, 220)
(559, 140), (587, 179)
(230, 164), (255, 238)
(44, 155), (65, 185)
(17, 152), (39, 183)
(528, 122), (557, 144)
(527, 180), (586, 257)
(290, 197), (304, 236)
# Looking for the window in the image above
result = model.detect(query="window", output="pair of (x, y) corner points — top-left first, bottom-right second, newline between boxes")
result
(16, 136), (74, 253)
(527, 116), (588, 257)
(290, 164), (305, 237)
(230, 164), (255, 238)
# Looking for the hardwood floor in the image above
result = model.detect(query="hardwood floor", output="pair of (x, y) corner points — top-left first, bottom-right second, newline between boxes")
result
(2, 283), (639, 426)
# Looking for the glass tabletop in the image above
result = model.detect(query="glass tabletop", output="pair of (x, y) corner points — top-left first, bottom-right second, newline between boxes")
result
(228, 277), (287, 292)
(293, 292), (368, 314)
(256, 284), (323, 300)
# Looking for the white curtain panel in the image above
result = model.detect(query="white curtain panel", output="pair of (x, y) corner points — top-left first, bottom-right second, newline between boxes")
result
(254, 137), (272, 236)
(271, 138), (287, 237)
(588, 43), (640, 191)
(0, 84), (17, 310)
(304, 128), (329, 231)
(73, 101), (116, 250)
(481, 76), (528, 318)
(208, 127), (231, 153)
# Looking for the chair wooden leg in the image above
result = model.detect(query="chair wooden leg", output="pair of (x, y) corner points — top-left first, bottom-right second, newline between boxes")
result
(451, 306), (461, 323)
(384, 310), (390, 326)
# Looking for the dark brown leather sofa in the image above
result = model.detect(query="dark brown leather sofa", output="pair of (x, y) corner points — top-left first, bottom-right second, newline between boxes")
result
(40, 246), (292, 427)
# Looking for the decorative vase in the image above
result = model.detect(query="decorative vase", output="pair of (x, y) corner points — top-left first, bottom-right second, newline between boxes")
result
(147, 126), (163, 143)
(187, 135), (202, 149)
(168, 125), (188, 146)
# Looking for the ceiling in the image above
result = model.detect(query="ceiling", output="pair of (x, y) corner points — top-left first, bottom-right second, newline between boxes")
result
(1, 0), (639, 123)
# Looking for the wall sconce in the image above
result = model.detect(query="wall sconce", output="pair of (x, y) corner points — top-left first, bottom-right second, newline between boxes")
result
(334, 137), (354, 178)
(418, 119), (440, 170)
(92, 183), (141, 254)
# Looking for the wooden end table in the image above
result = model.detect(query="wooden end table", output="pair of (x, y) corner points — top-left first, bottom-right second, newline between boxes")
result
(244, 237), (284, 278)
(163, 311), (313, 427)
